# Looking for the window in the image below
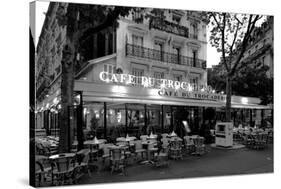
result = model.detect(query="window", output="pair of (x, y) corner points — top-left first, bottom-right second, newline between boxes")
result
(192, 50), (198, 67)
(132, 68), (144, 85)
(132, 35), (143, 46)
(154, 41), (164, 61)
(173, 74), (182, 81)
(191, 22), (198, 39)
(132, 9), (143, 23)
(172, 14), (181, 24)
(173, 46), (181, 64)
(190, 77), (198, 85)
(104, 64), (116, 79)
(154, 72), (164, 79)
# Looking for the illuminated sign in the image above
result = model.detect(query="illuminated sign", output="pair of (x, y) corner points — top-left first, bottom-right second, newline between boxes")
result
(99, 71), (226, 101)
(100, 71), (212, 92)
(158, 89), (225, 101)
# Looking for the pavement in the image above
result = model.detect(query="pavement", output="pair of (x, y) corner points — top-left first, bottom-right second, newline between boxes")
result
(78, 144), (273, 185)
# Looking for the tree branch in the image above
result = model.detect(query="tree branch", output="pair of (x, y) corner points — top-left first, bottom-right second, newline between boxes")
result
(229, 20), (240, 56)
(221, 13), (230, 73)
(229, 15), (260, 76)
(211, 12), (223, 32)
(234, 15), (242, 25)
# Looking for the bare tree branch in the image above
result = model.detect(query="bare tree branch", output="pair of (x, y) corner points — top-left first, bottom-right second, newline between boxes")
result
(234, 15), (242, 25)
(229, 20), (240, 56)
(230, 15), (260, 76)
(211, 12), (223, 32)
(221, 13), (230, 72)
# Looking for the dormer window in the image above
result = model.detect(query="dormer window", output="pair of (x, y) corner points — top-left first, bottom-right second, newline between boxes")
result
(172, 14), (181, 24)
(132, 9), (143, 23)
(191, 22), (198, 39)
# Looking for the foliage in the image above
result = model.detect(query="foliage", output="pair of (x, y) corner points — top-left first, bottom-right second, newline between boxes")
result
(207, 68), (226, 92)
(208, 11), (263, 121)
(232, 64), (273, 105)
(54, 2), (134, 152)
(208, 64), (273, 105)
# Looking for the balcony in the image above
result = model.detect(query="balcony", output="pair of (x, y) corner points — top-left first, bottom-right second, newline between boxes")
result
(190, 33), (198, 40)
(150, 17), (189, 38)
(126, 43), (206, 69)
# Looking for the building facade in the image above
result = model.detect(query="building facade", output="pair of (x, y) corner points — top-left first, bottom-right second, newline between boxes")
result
(35, 3), (270, 140)
(241, 16), (274, 78)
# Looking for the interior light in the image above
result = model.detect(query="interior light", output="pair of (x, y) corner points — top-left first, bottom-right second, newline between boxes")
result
(241, 97), (248, 104)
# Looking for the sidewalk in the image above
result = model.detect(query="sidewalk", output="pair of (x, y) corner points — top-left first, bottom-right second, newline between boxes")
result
(78, 144), (273, 185)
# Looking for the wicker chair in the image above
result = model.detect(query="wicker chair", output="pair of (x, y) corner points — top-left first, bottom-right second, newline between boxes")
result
(192, 137), (206, 156)
(183, 136), (195, 154)
(75, 149), (91, 181)
(35, 161), (51, 187)
(161, 138), (169, 153)
(168, 140), (182, 160)
(51, 157), (76, 186)
(245, 134), (256, 149)
(110, 148), (126, 175)
(134, 140), (146, 161)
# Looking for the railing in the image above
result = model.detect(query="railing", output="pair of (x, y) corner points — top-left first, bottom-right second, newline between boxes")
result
(126, 43), (206, 69)
(190, 33), (198, 40)
(150, 17), (189, 38)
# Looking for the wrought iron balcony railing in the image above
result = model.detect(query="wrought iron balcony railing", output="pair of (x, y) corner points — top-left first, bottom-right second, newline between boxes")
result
(190, 33), (198, 40)
(126, 43), (206, 69)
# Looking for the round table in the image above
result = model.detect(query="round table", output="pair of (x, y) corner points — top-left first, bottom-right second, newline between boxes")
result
(49, 153), (76, 160)
(147, 135), (157, 140)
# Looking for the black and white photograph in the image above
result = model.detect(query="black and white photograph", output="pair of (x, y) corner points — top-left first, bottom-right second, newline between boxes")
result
(28, 0), (275, 187)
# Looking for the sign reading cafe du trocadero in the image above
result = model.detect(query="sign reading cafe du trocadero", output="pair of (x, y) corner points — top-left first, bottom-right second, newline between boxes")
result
(99, 71), (226, 101)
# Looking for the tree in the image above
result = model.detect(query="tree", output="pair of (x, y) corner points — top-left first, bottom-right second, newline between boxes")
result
(55, 2), (132, 152)
(209, 12), (262, 121)
(209, 64), (273, 105)
(231, 64), (273, 105)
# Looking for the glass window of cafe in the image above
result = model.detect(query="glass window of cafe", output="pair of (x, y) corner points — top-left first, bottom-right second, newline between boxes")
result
(82, 102), (205, 139)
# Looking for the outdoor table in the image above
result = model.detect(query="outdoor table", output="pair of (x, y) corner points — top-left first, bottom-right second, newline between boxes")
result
(140, 140), (158, 165)
(170, 137), (183, 141)
(147, 134), (157, 140)
(167, 131), (178, 138)
(49, 153), (76, 160)
(190, 135), (199, 140)
(84, 139), (105, 150)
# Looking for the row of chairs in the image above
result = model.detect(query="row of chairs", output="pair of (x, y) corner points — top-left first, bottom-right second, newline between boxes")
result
(35, 149), (92, 187)
(245, 134), (268, 150)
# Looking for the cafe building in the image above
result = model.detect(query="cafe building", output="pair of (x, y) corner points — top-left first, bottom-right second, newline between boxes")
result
(35, 7), (272, 140)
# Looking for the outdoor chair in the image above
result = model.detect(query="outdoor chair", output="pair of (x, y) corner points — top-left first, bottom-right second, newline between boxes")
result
(101, 144), (112, 167)
(74, 149), (91, 182)
(183, 136), (195, 154)
(154, 152), (169, 168)
(110, 148), (126, 175)
(147, 142), (158, 161)
(35, 161), (51, 187)
(245, 134), (256, 149)
(161, 138), (169, 153)
(51, 157), (76, 186)
(267, 131), (273, 144)
(168, 140), (183, 160)
(192, 137), (206, 156)
(253, 134), (267, 149)
(134, 140), (146, 161)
